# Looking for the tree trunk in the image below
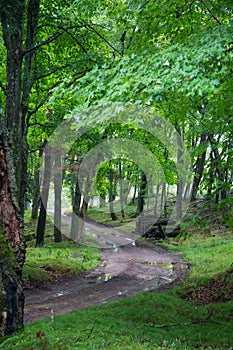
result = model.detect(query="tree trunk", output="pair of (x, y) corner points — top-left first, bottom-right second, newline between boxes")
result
(77, 153), (102, 238)
(136, 171), (147, 216)
(108, 166), (117, 221)
(1, 0), (40, 213)
(1, 1), (24, 211)
(53, 148), (62, 242)
(0, 128), (25, 336)
(119, 161), (125, 218)
(36, 145), (52, 247)
(162, 182), (167, 217)
(31, 144), (44, 219)
(99, 195), (106, 208)
(154, 184), (160, 215)
(190, 133), (208, 202)
(70, 177), (82, 241)
(176, 127), (183, 220)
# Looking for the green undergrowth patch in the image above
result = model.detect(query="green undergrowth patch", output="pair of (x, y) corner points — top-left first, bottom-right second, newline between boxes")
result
(87, 203), (137, 228)
(162, 232), (233, 279)
(1, 289), (233, 349)
(23, 241), (101, 287)
(23, 211), (101, 287)
(159, 230), (233, 305)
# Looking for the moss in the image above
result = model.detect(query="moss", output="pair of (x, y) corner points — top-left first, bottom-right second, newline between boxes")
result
(0, 223), (16, 271)
(0, 291), (6, 315)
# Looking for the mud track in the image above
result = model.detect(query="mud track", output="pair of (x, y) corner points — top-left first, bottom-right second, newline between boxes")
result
(24, 238), (189, 324)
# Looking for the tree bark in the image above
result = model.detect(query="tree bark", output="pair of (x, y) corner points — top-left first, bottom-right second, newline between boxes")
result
(119, 161), (125, 218)
(1, 1), (24, 210)
(31, 144), (44, 219)
(1, 0), (40, 213)
(20, 0), (40, 213)
(176, 127), (183, 220)
(53, 148), (62, 242)
(108, 166), (117, 221)
(70, 177), (82, 241)
(154, 184), (160, 215)
(190, 133), (208, 202)
(77, 153), (102, 238)
(0, 127), (25, 336)
(136, 171), (147, 216)
(36, 145), (52, 247)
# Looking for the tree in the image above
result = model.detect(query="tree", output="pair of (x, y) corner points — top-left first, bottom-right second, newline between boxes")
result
(0, 126), (25, 336)
(53, 147), (63, 242)
(36, 143), (52, 247)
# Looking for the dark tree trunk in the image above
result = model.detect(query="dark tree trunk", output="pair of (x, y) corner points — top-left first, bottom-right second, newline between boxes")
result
(108, 166), (117, 221)
(31, 145), (44, 219)
(70, 177), (82, 241)
(119, 161), (125, 218)
(162, 182), (167, 217)
(77, 153), (102, 238)
(208, 134), (227, 204)
(20, 0), (40, 213)
(136, 171), (147, 216)
(36, 145), (52, 247)
(131, 184), (137, 205)
(0, 128), (25, 336)
(154, 184), (160, 215)
(0, 0), (38, 335)
(1, 0), (40, 213)
(176, 127), (183, 220)
(190, 133), (208, 202)
(53, 149), (62, 242)
(1, 1), (24, 210)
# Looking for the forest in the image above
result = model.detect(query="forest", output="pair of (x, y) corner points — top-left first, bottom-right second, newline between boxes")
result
(0, 0), (232, 349)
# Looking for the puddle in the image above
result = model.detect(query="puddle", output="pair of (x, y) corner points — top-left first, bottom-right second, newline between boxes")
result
(117, 290), (128, 296)
(53, 291), (69, 298)
(160, 276), (174, 282)
(98, 273), (113, 282)
(143, 286), (157, 292)
(143, 261), (173, 270)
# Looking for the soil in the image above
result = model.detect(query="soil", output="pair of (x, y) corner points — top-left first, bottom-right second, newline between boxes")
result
(24, 238), (189, 324)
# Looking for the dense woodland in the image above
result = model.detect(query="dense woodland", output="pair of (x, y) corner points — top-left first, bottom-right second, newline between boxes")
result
(0, 0), (232, 338)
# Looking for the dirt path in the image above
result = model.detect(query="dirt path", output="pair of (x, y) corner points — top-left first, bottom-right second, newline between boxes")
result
(24, 238), (189, 324)
(48, 209), (136, 248)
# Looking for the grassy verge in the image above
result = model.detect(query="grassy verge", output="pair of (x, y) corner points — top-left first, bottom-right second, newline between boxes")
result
(1, 285), (233, 349)
(23, 241), (101, 287)
(23, 211), (101, 287)
(1, 217), (233, 349)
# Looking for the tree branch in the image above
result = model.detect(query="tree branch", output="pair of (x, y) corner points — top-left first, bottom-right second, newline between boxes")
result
(35, 61), (80, 81)
(23, 30), (65, 55)
(84, 23), (122, 56)
(27, 81), (61, 120)
(200, 0), (222, 25)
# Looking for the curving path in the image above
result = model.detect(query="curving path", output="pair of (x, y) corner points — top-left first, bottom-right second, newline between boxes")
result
(24, 219), (189, 324)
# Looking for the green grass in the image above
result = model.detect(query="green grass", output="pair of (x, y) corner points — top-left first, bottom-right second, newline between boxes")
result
(23, 211), (101, 286)
(1, 211), (233, 349)
(23, 241), (101, 286)
(87, 203), (137, 228)
(1, 288), (233, 349)
(160, 232), (233, 285)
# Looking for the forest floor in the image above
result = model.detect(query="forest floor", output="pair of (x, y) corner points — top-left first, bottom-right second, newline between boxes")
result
(24, 214), (189, 324)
